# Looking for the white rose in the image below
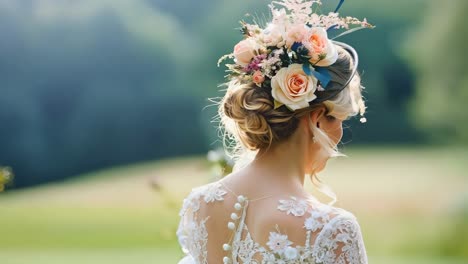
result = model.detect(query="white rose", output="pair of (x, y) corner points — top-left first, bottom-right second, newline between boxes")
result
(271, 64), (318, 111)
(303, 27), (338, 67)
(261, 23), (286, 48)
(233, 38), (258, 66)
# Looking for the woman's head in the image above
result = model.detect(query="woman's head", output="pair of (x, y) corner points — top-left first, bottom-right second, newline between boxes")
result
(213, 0), (372, 204)
(217, 45), (367, 171)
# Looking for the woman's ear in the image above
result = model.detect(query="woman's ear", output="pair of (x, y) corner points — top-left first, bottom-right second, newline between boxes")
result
(309, 106), (327, 128)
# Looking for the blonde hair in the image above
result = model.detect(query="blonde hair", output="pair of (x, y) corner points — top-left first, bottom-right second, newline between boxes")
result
(213, 45), (367, 204)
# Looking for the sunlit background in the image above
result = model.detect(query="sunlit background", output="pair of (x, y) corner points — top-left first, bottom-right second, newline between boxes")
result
(0, 0), (467, 263)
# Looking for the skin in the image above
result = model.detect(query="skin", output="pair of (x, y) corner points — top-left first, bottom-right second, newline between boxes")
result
(205, 105), (346, 262)
(221, 105), (344, 198)
(201, 105), (348, 262)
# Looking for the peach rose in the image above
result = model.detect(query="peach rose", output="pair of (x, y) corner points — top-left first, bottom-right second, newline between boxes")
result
(233, 39), (258, 66)
(271, 64), (318, 111)
(252, 70), (265, 86)
(303, 27), (338, 67)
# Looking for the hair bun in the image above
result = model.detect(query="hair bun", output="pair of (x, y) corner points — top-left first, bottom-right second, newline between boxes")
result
(223, 84), (274, 150)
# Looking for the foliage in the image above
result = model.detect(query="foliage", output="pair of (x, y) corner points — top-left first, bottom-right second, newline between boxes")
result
(0, 1), (206, 188)
(0, 0), (446, 189)
(404, 0), (468, 144)
(0, 167), (13, 191)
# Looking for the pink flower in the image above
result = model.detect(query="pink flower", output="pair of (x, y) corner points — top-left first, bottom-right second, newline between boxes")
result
(233, 39), (258, 66)
(285, 24), (307, 48)
(246, 54), (267, 72)
(252, 71), (265, 86)
(303, 27), (338, 67)
(271, 64), (318, 111)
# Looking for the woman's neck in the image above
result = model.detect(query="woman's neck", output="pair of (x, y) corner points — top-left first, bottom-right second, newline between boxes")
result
(223, 124), (321, 198)
(250, 151), (305, 186)
(241, 136), (315, 195)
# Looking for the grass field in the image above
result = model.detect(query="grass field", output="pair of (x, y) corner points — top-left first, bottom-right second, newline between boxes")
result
(0, 146), (467, 263)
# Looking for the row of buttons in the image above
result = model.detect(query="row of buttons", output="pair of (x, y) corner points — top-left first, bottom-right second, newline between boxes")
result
(222, 195), (247, 264)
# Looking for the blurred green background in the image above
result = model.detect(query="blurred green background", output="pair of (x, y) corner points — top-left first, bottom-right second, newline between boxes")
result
(0, 0), (467, 263)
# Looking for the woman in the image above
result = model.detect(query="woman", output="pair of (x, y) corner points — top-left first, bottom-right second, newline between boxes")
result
(177, 1), (373, 263)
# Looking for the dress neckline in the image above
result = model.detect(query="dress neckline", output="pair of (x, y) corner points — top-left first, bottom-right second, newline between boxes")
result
(219, 180), (277, 203)
(217, 177), (321, 205)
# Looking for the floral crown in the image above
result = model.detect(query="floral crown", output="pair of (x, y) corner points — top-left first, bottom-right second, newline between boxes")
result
(218, 0), (374, 122)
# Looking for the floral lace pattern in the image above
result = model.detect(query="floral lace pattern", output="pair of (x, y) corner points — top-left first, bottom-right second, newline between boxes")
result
(177, 182), (228, 264)
(277, 196), (309, 216)
(177, 182), (368, 264)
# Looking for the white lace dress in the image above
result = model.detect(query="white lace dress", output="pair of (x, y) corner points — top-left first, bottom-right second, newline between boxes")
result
(176, 181), (368, 264)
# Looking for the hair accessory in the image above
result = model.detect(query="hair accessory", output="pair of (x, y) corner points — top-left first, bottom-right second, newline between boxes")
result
(312, 40), (358, 104)
(218, 0), (374, 120)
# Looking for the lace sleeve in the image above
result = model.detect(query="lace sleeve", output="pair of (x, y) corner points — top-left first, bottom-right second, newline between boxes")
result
(313, 212), (368, 264)
(176, 193), (193, 255)
(176, 182), (227, 264)
(176, 190), (203, 262)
